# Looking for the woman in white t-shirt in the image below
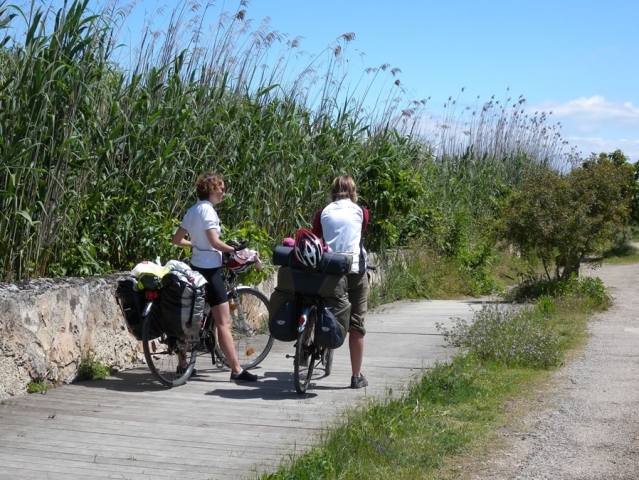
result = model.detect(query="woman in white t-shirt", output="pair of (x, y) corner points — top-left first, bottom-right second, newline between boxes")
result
(312, 174), (370, 389)
(171, 172), (257, 382)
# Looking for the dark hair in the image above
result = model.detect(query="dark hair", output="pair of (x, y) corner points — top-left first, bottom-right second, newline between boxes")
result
(330, 174), (357, 202)
(195, 172), (224, 200)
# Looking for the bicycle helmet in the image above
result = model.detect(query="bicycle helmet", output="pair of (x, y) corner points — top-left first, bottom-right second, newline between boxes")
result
(294, 229), (323, 269)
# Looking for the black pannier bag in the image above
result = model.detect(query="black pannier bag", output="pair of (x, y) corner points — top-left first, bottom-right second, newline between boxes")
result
(315, 296), (350, 349)
(269, 262), (351, 347)
(144, 301), (165, 340)
(160, 270), (207, 337)
(115, 276), (163, 340)
(268, 288), (299, 342)
(115, 276), (145, 340)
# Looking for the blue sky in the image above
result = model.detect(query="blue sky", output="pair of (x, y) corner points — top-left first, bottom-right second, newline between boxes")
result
(239, 0), (639, 161)
(27, 0), (639, 161)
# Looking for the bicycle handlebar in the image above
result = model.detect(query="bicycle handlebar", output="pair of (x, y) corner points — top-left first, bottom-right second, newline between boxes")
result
(228, 239), (249, 251)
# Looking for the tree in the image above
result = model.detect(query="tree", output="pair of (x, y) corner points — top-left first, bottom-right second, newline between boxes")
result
(500, 153), (634, 281)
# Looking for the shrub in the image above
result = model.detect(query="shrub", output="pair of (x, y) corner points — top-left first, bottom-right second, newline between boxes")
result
(368, 246), (471, 307)
(77, 350), (110, 380)
(437, 303), (561, 369)
(507, 274), (611, 310)
(27, 380), (51, 394)
(500, 155), (634, 281)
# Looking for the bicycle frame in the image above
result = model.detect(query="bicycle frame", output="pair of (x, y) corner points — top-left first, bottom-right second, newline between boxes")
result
(201, 267), (273, 369)
(290, 294), (334, 394)
(297, 304), (312, 334)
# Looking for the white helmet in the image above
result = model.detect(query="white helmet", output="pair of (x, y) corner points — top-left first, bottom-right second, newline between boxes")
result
(294, 229), (323, 269)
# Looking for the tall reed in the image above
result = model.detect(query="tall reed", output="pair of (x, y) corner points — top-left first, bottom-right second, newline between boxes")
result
(0, 0), (576, 281)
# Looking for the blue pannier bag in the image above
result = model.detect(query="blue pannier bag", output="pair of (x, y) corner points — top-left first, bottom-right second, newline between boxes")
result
(314, 300), (347, 349)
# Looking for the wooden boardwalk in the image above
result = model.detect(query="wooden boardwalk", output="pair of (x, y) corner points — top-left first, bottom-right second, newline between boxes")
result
(0, 300), (478, 480)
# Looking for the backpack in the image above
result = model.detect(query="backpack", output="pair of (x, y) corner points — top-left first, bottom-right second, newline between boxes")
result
(268, 288), (299, 342)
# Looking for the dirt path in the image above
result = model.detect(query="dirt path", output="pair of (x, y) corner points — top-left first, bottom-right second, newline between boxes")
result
(473, 261), (639, 479)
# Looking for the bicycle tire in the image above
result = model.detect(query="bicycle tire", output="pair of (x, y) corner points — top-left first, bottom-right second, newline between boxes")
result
(294, 308), (317, 394)
(213, 286), (274, 370)
(142, 305), (197, 388)
(323, 348), (334, 377)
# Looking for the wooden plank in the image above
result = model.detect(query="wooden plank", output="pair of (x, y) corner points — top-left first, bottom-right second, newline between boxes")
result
(0, 420), (317, 455)
(0, 465), (113, 480)
(1, 401), (337, 430)
(0, 448), (271, 476)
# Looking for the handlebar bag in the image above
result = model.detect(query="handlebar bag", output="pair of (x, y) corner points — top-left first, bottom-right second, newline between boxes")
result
(268, 288), (298, 342)
(160, 271), (207, 337)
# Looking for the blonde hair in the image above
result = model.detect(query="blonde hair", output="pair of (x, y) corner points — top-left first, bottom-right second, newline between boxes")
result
(195, 172), (224, 200)
(330, 174), (357, 202)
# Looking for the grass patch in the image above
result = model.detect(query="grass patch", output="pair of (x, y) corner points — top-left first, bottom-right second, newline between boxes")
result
(506, 275), (611, 312)
(77, 350), (110, 381)
(260, 276), (607, 480)
(600, 243), (639, 264)
(368, 245), (525, 308)
(592, 231), (639, 265)
(27, 380), (51, 394)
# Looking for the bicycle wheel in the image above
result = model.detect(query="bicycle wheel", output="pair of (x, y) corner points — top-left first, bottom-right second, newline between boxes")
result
(215, 286), (274, 369)
(142, 304), (197, 388)
(294, 309), (317, 394)
(323, 348), (334, 377)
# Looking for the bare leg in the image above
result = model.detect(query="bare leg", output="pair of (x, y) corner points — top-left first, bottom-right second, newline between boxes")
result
(211, 302), (242, 374)
(349, 327), (365, 377)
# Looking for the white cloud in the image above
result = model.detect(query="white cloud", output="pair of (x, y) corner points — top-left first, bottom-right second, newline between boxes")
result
(529, 96), (639, 160)
(533, 96), (639, 132)
(565, 135), (639, 161)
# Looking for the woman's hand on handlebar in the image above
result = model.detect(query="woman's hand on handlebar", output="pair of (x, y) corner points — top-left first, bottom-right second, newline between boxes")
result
(228, 239), (249, 252)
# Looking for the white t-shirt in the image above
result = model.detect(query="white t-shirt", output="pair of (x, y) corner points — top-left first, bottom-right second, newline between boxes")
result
(180, 200), (223, 268)
(318, 199), (367, 274)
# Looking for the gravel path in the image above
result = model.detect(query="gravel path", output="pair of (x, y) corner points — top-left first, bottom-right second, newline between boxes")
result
(474, 261), (639, 479)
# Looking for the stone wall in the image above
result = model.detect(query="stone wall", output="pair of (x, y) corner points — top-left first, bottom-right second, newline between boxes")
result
(0, 274), (141, 398)
(0, 272), (279, 399)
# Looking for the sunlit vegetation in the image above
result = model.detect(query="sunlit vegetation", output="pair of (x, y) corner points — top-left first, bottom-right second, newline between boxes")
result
(0, 0), (609, 285)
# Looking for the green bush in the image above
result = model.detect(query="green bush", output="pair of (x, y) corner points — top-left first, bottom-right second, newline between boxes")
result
(500, 154), (634, 281)
(438, 303), (561, 369)
(27, 380), (51, 394)
(77, 350), (110, 381)
(508, 274), (611, 309)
